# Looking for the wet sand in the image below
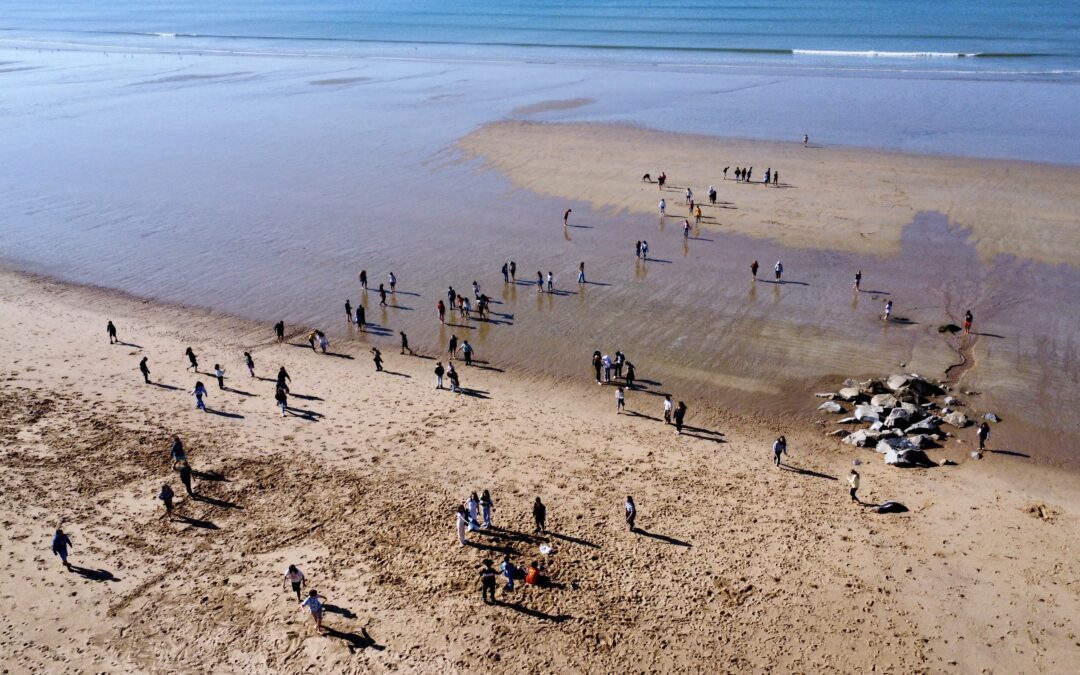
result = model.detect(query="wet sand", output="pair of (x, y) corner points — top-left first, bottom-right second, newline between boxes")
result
(1, 268), (1077, 673)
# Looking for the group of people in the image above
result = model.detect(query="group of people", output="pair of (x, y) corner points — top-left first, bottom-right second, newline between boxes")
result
(721, 165), (780, 186)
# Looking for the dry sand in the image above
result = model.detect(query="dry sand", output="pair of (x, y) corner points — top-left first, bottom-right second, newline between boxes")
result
(1, 268), (1077, 673)
(458, 121), (1080, 267)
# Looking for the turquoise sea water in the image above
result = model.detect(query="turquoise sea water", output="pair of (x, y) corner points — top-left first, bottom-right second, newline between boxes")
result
(2, 0), (1079, 78)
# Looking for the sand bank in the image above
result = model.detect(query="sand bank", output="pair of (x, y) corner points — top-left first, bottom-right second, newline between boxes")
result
(1, 269), (1076, 673)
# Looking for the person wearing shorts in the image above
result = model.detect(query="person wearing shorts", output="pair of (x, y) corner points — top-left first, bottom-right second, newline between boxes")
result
(300, 590), (327, 634)
(284, 565), (305, 602)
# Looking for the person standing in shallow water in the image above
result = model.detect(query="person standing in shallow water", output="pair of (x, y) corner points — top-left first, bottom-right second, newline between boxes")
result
(854, 270), (862, 291)
(400, 331), (414, 356)
(592, 351), (602, 384)
(563, 208), (572, 227)
(964, 310), (974, 334)
(345, 299), (352, 322)
(578, 262), (586, 284)
(448, 334), (458, 360)
(751, 260), (759, 280)
(107, 320), (117, 344)
(379, 284), (387, 308)
(774, 260), (783, 283)
(882, 300), (893, 322)
(371, 347), (383, 372)
(356, 304), (366, 331)
(359, 269), (367, 290)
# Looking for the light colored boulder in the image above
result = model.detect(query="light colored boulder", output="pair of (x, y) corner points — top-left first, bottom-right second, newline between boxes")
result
(883, 408), (912, 429)
(826, 429), (849, 438)
(876, 437), (919, 454)
(886, 374), (910, 391)
(842, 430), (882, 447)
(817, 401), (845, 414)
(854, 405), (883, 422)
(905, 417), (941, 435)
(983, 412), (1001, 423)
(884, 448), (935, 467)
(870, 393), (899, 409)
(942, 411), (971, 428)
(814, 392), (836, 399)
(837, 387), (862, 402)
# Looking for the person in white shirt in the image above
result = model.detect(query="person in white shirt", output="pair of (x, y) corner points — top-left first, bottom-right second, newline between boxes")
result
(774, 260), (784, 283)
(300, 589), (327, 634)
(663, 395), (673, 424)
(658, 199), (666, 216)
(283, 565), (305, 601)
(616, 387), (625, 414)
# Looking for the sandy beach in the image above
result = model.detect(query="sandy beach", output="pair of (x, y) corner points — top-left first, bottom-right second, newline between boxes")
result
(1, 268), (1077, 673)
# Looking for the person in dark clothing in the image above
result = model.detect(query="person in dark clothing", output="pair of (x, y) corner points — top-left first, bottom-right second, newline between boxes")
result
(501, 262), (509, 283)
(359, 269), (367, 289)
(275, 385), (288, 416)
(400, 331), (414, 356)
(625, 496), (637, 531)
(592, 351), (602, 384)
(533, 497), (547, 533)
(107, 320), (118, 344)
(158, 484), (175, 519)
(274, 321), (285, 343)
(52, 529), (73, 569)
(751, 260), (759, 279)
(185, 347), (198, 372)
(448, 334), (458, 360)
(480, 559), (498, 604)
(139, 357), (151, 384)
(379, 284), (387, 307)
(434, 362), (445, 389)
(371, 347), (383, 372)
(276, 366), (291, 392)
(345, 299), (352, 322)
(179, 461), (194, 497)
(673, 401), (687, 435)
(624, 361), (636, 390)
(509, 261), (517, 281)
(977, 422), (990, 450)
(356, 304), (366, 331)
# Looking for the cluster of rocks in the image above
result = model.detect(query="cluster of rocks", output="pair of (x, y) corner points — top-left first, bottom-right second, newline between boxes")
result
(814, 373), (997, 467)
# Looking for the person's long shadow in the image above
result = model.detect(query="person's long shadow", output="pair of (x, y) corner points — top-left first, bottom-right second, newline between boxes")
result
(285, 406), (323, 421)
(150, 382), (182, 391)
(466, 539), (516, 555)
(472, 362), (504, 373)
(116, 341), (143, 349)
(548, 531), (600, 549)
(69, 565), (120, 582)
(193, 493), (243, 509)
(859, 289), (891, 295)
(762, 279), (809, 286)
(323, 603), (357, 619)
(546, 289), (577, 297)
(779, 465), (838, 480)
(680, 431), (726, 444)
(224, 387), (256, 397)
(624, 410), (662, 423)
(989, 449), (1030, 458)
(206, 408), (245, 419)
(484, 527), (540, 544)
(634, 528), (691, 547)
(688, 236), (714, 242)
(381, 370), (412, 378)
(175, 514), (219, 529)
(445, 322), (475, 330)
(324, 352), (355, 360)
(394, 290), (422, 297)
(583, 280), (612, 286)
(322, 626), (385, 653)
(682, 424), (724, 438)
(497, 600), (571, 623)
(566, 224), (593, 229)
(385, 303), (413, 311)
(291, 392), (324, 401)
(361, 325), (393, 336)
(643, 258), (672, 264)
(192, 469), (228, 482)
(459, 388), (490, 399)
(973, 331), (1007, 339)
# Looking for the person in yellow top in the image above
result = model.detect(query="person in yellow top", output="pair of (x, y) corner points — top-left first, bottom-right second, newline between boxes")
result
(848, 470), (860, 503)
(694, 204), (702, 224)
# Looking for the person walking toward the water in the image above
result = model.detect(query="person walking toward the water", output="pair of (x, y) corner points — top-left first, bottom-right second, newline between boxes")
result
(658, 199), (666, 217)
(388, 271), (397, 293)
(964, 310), (973, 334)
(456, 505), (469, 545)
(139, 357), (151, 384)
(510, 261), (517, 281)
(564, 208), (572, 227)
(179, 461), (194, 497)
(437, 300), (445, 324)
(244, 352), (255, 378)
(345, 299), (352, 322)
(371, 347), (383, 372)
(546, 271), (554, 293)
(641, 240), (649, 259)
(751, 260), (759, 280)
(533, 497), (547, 533)
(158, 484), (175, 519)
(379, 284), (388, 307)
(578, 262), (586, 284)
(882, 300), (893, 322)
(434, 361), (445, 389)
(854, 270), (862, 291)
(774, 260), (783, 283)
(636, 241), (642, 259)
(190, 380), (208, 411)
(625, 496), (636, 531)
(52, 528), (73, 569)
(400, 331), (414, 356)
(592, 351), (602, 384)
(356, 304), (366, 331)
(674, 401), (687, 435)
(977, 421), (990, 450)
(773, 436), (787, 467)
(480, 559), (498, 604)
(616, 386), (625, 413)
(664, 395), (673, 424)
(214, 364), (225, 390)
(170, 435), (187, 467)
(284, 565), (305, 602)
(461, 340), (473, 366)
(848, 469), (860, 502)
(683, 219), (691, 238)
(277, 366), (291, 391)
(467, 492), (481, 532)
(803, 133), (809, 147)
(275, 385), (288, 416)
(502, 262), (509, 283)
(481, 490), (494, 529)
(448, 334), (458, 360)
(107, 320), (118, 344)
(300, 590), (327, 634)
(274, 320), (285, 343)
(536, 271), (544, 293)
(185, 347), (198, 372)
(359, 269), (367, 289)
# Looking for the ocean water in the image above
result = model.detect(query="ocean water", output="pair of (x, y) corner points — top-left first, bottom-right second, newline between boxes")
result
(1, 0), (1079, 78)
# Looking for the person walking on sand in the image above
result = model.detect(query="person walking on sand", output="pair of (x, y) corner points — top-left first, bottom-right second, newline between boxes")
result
(563, 208), (572, 227)
(437, 299), (446, 324)
(658, 198), (666, 217)
(191, 380), (208, 411)
(359, 269), (368, 290)
(214, 364), (225, 390)
(625, 496), (636, 531)
(356, 304), (366, 331)
(751, 260), (759, 280)
(616, 386), (625, 414)
(674, 401), (687, 435)
(502, 262), (509, 283)
(300, 590), (327, 634)
(107, 320), (118, 344)
(306, 330), (317, 351)
(158, 484), (175, 519)
(400, 331), (414, 356)
(461, 340), (473, 366)
(848, 469), (860, 502)
(277, 366), (291, 391)
(456, 505), (469, 545)
(664, 394), (673, 424)
(533, 497), (547, 533)
(52, 528), (73, 569)
(977, 421), (990, 450)
(658, 171), (666, 189)
(345, 299), (352, 322)
(274, 320), (285, 343)
(774, 260), (783, 283)
(388, 271), (397, 293)
(179, 461), (194, 497)
(185, 347), (198, 372)
(546, 271), (554, 293)
(602, 353), (612, 383)
(467, 492), (481, 532)
(964, 309), (973, 334)
(747, 167), (753, 183)
(578, 262), (586, 284)
(434, 361), (445, 389)
(764, 168), (771, 185)
(275, 385), (288, 416)
(592, 351), (602, 384)
(481, 489), (494, 529)
(882, 300), (893, 322)
(139, 356), (151, 384)
(448, 364), (461, 392)
(371, 347), (383, 372)
(317, 331), (329, 353)
(170, 435), (187, 468)
(379, 284), (387, 307)
(284, 565), (305, 602)
(500, 554), (518, 593)
(723, 167), (730, 180)
(854, 270), (862, 291)
(244, 352), (255, 378)
(695, 204), (702, 224)
(480, 559), (498, 604)
(773, 170), (779, 186)
(448, 334), (458, 360)
(625, 361), (635, 389)
(773, 435), (788, 467)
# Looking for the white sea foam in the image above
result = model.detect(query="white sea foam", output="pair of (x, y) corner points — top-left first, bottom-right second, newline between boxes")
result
(794, 49), (976, 59)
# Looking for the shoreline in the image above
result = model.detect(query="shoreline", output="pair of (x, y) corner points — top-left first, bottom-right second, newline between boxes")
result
(1, 266), (1077, 673)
